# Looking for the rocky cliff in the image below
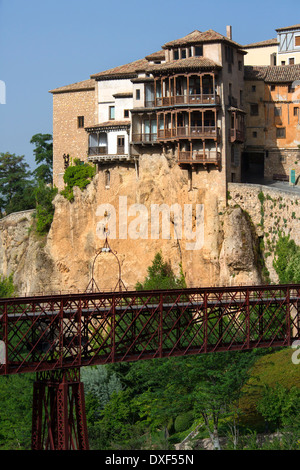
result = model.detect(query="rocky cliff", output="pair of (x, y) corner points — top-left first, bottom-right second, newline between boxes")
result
(0, 156), (264, 295)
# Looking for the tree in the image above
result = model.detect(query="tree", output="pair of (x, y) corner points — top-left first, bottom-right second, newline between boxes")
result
(30, 133), (53, 184)
(135, 252), (186, 290)
(33, 181), (58, 235)
(0, 152), (35, 216)
(192, 351), (258, 450)
(273, 234), (300, 283)
(0, 273), (14, 298)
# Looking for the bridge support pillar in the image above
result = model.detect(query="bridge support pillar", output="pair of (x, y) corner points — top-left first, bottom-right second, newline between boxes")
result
(31, 368), (89, 450)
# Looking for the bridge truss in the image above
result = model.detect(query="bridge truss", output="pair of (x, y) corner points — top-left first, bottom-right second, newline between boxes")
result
(0, 284), (300, 449)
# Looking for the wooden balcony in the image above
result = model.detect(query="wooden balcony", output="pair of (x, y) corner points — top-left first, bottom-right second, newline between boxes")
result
(178, 151), (221, 168)
(131, 133), (158, 144)
(89, 146), (108, 156)
(155, 94), (220, 107)
(157, 126), (220, 141)
(229, 128), (245, 143)
(88, 146), (131, 163)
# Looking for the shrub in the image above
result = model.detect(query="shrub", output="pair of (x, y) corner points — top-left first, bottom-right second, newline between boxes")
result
(61, 158), (96, 202)
(174, 411), (194, 433)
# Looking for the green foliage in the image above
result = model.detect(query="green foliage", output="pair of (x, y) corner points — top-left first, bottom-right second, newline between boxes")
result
(0, 273), (14, 298)
(0, 374), (33, 449)
(30, 133), (53, 184)
(81, 365), (122, 419)
(61, 158), (96, 202)
(0, 152), (35, 216)
(257, 383), (300, 429)
(174, 411), (194, 433)
(135, 252), (186, 290)
(32, 181), (58, 235)
(273, 234), (300, 283)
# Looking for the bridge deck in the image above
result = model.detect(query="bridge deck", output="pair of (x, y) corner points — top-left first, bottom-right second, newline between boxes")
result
(0, 284), (299, 375)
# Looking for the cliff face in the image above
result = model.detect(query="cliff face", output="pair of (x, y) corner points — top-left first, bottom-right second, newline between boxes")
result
(0, 156), (263, 295)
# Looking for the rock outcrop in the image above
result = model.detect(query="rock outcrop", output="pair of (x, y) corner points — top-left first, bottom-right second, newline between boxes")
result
(0, 157), (264, 295)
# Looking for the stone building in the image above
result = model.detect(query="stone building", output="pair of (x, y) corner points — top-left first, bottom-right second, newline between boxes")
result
(244, 24), (300, 66)
(244, 64), (300, 181)
(50, 25), (300, 192)
(50, 26), (246, 199)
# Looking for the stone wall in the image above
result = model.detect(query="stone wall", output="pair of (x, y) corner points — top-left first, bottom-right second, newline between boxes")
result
(52, 87), (96, 190)
(228, 182), (300, 281)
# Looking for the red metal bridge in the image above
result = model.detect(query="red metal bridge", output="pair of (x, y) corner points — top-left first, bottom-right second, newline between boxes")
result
(1, 283), (300, 450)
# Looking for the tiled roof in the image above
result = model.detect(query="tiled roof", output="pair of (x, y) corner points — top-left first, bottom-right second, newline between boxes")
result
(276, 24), (300, 32)
(90, 58), (149, 80)
(244, 66), (268, 80)
(145, 56), (221, 74)
(245, 64), (300, 82)
(243, 38), (278, 48)
(162, 29), (242, 49)
(145, 50), (166, 61)
(113, 92), (133, 98)
(49, 79), (95, 94)
(85, 120), (131, 130)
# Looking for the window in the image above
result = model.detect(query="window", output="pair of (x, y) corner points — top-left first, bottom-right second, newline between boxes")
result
(252, 85), (256, 92)
(195, 45), (203, 57)
(276, 127), (286, 138)
(173, 49), (179, 60)
(250, 104), (259, 116)
(238, 60), (242, 71)
(105, 170), (110, 189)
(136, 89), (140, 100)
(124, 109), (130, 118)
(252, 131), (257, 138)
(181, 49), (186, 59)
(77, 116), (84, 128)
(274, 106), (282, 116)
(270, 85), (276, 91)
(109, 106), (115, 120)
(289, 57), (295, 65)
(225, 46), (234, 63)
(281, 61), (286, 66)
(294, 107), (299, 116)
(117, 135), (125, 153)
(295, 35), (300, 47)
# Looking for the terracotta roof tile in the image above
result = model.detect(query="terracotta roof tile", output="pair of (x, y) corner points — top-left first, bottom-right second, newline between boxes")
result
(243, 38), (278, 48)
(145, 56), (221, 74)
(85, 120), (131, 130)
(276, 24), (300, 32)
(145, 50), (166, 61)
(49, 79), (95, 94)
(162, 29), (242, 49)
(245, 64), (300, 83)
(90, 58), (149, 80)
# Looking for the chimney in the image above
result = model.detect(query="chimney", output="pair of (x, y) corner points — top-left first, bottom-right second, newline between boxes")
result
(226, 25), (232, 40)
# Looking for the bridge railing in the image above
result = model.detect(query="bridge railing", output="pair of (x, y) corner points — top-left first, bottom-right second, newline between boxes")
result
(0, 284), (300, 375)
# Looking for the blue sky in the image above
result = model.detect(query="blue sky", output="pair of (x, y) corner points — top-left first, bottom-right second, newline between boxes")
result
(0, 0), (299, 169)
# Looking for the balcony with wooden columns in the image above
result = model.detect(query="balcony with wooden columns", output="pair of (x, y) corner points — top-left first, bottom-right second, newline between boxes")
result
(229, 110), (245, 143)
(157, 109), (220, 142)
(177, 141), (221, 169)
(154, 72), (220, 107)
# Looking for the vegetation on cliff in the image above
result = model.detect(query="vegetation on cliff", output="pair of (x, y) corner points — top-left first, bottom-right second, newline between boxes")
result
(273, 234), (300, 283)
(60, 158), (96, 202)
(0, 134), (57, 236)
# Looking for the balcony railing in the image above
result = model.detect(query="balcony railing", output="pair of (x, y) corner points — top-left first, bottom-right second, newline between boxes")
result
(89, 146), (108, 156)
(157, 126), (220, 140)
(155, 94), (220, 107)
(178, 151), (221, 166)
(131, 133), (158, 143)
(229, 129), (245, 143)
